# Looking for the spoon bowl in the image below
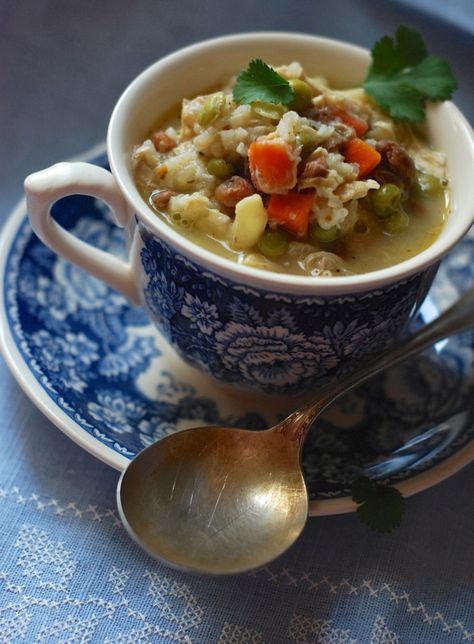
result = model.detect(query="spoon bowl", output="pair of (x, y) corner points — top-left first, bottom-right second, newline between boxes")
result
(118, 426), (307, 574)
(117, 286), (474, 574)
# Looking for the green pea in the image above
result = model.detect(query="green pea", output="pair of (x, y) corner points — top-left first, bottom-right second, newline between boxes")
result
(371, 183), (403, 218)
(288, 79), (313, 113)
(414, 172), (443, 197)
(207, 158), (234, 180)
(198, 92), (226, 126)
(257, 229), (289, 258)
(296, 128), (318, 159)
(251, 101), (288, 121)
(384, 210), (410, 234)
(309, 222), (339, 243)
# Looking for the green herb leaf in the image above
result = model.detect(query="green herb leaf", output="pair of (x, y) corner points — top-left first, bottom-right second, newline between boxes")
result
(352, 476), (405, 533)
(364, 25), (457, 122)
(233, 59), (295, 105)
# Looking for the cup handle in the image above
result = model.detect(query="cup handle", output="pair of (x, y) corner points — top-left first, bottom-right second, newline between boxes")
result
(24, 161), (140, 304)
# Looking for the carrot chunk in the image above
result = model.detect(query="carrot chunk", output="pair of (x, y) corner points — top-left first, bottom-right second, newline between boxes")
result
(267, 191), (314, 238)
(344, 138), (381, 178)
(248, 139), (298, 194)
(333, 109), (368, 137)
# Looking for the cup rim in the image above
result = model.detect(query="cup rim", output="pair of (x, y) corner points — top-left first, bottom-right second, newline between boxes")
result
(108, 31), (474, 294)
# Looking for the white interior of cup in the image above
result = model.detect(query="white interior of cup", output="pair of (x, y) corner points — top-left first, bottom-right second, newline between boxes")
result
(108, 32), (474, 294)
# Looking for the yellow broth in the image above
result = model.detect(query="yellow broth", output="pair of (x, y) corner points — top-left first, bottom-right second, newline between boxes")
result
(140, 186), (448, 275)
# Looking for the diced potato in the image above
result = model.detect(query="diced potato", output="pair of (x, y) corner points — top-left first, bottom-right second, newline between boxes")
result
(229, 194), (268, 250)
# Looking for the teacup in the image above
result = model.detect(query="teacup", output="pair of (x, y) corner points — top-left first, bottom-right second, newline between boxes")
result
(24, 32), (474, 395)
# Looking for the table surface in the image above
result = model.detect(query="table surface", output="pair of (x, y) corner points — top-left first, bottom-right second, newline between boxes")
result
(1, 2), (473, 642)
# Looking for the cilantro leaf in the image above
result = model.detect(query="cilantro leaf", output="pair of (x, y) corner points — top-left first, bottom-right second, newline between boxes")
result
(352, 476), (405, 533)
(400, 56), (458, 100)
(364, 26), (457, 122)
(233, 59), (295, 105)
(370, 26), (427, 75)
(364, 78), (426, 122)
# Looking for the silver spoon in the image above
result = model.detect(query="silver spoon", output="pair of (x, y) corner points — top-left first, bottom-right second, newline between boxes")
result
(117, 287), (474, 574)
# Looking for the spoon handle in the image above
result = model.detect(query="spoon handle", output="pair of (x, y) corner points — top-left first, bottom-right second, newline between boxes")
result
(279, 286), (474, 443)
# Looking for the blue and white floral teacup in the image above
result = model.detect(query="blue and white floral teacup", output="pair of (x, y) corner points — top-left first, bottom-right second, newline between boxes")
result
(24, 33), (474, 394)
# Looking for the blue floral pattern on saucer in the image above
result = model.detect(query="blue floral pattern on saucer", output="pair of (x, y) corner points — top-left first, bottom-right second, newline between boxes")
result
(3, 152), (474, 503)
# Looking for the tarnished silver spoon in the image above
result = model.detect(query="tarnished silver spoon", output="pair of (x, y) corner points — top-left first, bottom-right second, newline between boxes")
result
(117, 287), (474, 574)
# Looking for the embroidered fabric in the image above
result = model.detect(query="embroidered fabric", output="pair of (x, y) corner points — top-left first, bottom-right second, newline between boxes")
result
(0, 480), (473, 642)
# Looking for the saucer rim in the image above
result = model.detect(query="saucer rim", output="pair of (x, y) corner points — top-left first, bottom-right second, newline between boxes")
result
(1, 142), (473, 517)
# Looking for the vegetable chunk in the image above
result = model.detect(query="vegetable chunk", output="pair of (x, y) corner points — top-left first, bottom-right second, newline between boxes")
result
(248, 138), (299, 193)
(267, 192), (314, 238)
(344, 138), (381, 178)
(230, 194), (268, 250)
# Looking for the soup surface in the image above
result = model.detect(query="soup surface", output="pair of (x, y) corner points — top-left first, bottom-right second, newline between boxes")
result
(132, 61), (449, 276)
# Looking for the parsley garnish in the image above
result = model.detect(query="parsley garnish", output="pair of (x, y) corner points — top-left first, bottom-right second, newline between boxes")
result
(233, 27), (456, 122)
(352, 476), (405, 533)
(363, 25), (457, 122)
(233, 59), (295, 105)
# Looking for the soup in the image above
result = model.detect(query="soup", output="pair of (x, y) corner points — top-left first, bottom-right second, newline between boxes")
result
(132, 61), (449, 276)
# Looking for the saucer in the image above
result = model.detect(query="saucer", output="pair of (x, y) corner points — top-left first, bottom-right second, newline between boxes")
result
(1, 145), (473, 516)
